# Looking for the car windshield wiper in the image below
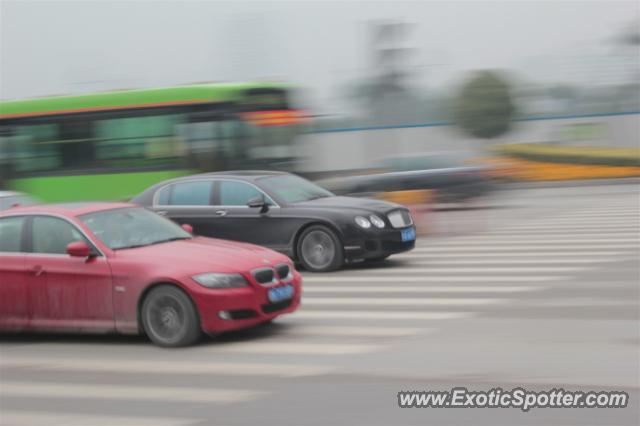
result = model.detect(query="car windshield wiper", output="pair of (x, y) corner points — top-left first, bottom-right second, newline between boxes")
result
(113, 242), (154, 250)
(151, 236), (192, 245)
(113, 236), (191, 250)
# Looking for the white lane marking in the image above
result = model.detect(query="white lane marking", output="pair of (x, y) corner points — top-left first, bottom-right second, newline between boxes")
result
(292, 311), (473, 320)
(303, 297), (506, 306)
(0, 411), (198, 426)
(428, 238), (639, 244)
(310, 267), (584, 274)
(407, 258), (617, 265)
(0, 359), (333, 377)
(503, 219), (639, 225)
(491, 225), (639, 231)
(407, 244), (639, 252)
(303, 286), (538, 293)
(276, 325), (429, 337)
(207, 341), (380, 355)
(395, 251), (625, 259)
(301, 275), (565, 283)
(517, 298), (637, 307)
(551, 211), (639, 217)
(0, 381), (261, 404)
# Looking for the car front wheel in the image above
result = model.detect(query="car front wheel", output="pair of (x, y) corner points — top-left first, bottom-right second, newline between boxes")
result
(297, 225), (344, 272)
(141, 285), (201, 347)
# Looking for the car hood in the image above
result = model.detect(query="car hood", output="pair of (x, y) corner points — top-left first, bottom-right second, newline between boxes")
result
(293, 196), (402, 214)
(115, 237), (289, 273)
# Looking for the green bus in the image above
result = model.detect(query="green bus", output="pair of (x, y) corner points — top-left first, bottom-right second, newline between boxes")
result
(0, 83), (306, 202)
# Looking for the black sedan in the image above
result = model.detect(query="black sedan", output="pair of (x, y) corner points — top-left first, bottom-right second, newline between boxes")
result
(132, 171), (416, 272)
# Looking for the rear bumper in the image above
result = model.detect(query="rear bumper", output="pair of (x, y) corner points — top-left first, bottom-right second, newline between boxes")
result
(193, 273), (302, 334)
(343, 226), (416, 260)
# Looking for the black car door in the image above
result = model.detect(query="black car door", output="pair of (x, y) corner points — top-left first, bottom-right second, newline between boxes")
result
(152, 179), (219, 236)
(210, 179), (294, 251)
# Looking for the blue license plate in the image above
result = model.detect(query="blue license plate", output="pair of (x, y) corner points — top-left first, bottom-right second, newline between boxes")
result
(268, 284), (294, 303)
(401, 227), (416, 242)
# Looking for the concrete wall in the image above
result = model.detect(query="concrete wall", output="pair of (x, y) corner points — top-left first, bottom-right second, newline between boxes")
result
(296, 113), (640, 173)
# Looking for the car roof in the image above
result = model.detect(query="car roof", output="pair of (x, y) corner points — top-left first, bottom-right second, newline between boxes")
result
(200, 170), (287, 179)
(165, 170), (288, 183)
(0, 201), (135, 217)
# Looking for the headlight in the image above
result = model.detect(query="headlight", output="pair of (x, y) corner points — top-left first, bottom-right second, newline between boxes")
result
(354, 215), (371, 229)
(192, 273), (248, 288)
(369, 214), (385, 228)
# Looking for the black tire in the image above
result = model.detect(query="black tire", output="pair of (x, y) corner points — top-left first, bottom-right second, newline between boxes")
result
(141, 285), (201, 347)
(296, 225), (344, 272)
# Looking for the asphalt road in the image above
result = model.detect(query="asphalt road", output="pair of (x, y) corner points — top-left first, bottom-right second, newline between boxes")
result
(1, 183), (639, 426)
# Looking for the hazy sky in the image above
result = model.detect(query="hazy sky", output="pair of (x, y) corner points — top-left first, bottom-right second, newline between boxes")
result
(1, 0), (638, 111)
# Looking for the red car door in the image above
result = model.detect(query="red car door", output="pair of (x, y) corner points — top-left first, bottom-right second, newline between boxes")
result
(0, 216), (30, 330)
(26, 215), (115, 332)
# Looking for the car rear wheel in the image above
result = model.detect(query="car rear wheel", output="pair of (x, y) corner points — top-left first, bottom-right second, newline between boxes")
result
(297, 225), (344, 272)
(141, 285), (201, 347)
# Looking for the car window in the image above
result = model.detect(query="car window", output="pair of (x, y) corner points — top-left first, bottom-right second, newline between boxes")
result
(167, 181), (212, 206)
(80, 207), (190, 250)
(258, 175), (333, 204)
(32, 216), (89, 255)
(0, 216), (26, 253)
(218, 181), (274, 206)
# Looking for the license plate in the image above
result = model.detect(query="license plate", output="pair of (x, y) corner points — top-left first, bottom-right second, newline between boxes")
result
(400, 227), (416, 242)
(268, 284), (294, 303)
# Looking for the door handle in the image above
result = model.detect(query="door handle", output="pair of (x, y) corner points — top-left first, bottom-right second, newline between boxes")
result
(32, 265), (45, 277)
(215, 210), (227, 217)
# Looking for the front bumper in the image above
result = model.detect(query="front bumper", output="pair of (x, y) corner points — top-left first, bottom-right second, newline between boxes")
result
(192, 272), (302, 334)
(342, 225), (416, 261)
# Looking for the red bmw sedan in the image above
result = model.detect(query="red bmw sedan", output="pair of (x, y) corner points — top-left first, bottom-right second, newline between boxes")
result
(0, 202), (301, 347)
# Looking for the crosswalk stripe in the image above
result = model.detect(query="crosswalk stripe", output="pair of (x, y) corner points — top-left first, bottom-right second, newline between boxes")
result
(301, 275), (564, 283)
(0, 381), (261, 404)
(549, 214), (639, 220)
(407, 258), (616, 265)
(429, 237), (638, 244)
(303, 285), (537, 293)
(396, 251), (625, 258)
(207, 341), (380, 355)
(275, 325), (429, 337)
(554, 210), (639, 215)
(411, 240), (639, 248)
(493, 225), (639, 231)
(487, 230), (638, 235)
(292, 311), (473, 320)
(510, 218), (639, 224)
(303, 297), (505, 306)
(407, 244), (639, 252)
(0, 358), (334, 377)
(313, 266), (584, 274)
(0, 411), (198, 426)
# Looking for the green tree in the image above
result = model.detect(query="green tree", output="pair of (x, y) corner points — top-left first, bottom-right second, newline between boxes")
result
(454, 70), (515, 138)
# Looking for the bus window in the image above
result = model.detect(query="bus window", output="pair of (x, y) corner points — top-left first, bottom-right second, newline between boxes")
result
(95, 114), (183, 168)
(12, 124), (61, 172)
(179, 118), (248, 172)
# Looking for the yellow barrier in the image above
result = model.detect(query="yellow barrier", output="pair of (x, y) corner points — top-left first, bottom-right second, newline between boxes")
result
(478, 156), (640, 181)
(376, 189), (435, 205)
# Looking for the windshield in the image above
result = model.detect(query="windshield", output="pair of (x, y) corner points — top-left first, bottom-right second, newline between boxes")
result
(80, 207), (191, 250)
(259, 174), (334, 204)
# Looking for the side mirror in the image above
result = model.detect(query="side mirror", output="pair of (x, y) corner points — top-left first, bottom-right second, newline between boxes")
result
(67, 241), (91, 258)
(181, 223), (194, 234)
(247, 197), (269, 213)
